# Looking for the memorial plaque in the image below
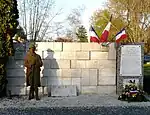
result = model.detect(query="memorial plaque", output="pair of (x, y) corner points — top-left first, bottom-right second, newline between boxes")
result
(15, 51), (25, 59)
(120, 45), (142, 76)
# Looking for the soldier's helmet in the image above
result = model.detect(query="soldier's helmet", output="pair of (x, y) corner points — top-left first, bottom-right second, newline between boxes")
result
(29, 43), (36, 49)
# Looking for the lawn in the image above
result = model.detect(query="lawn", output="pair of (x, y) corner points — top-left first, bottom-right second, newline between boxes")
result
(144, 63), (150, 76)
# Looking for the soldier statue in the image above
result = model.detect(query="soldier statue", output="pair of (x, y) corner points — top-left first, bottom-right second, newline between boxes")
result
(24, 43), (43, 100)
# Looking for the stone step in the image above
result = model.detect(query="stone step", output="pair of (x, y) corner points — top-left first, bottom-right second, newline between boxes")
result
(50, 85), (77, 97)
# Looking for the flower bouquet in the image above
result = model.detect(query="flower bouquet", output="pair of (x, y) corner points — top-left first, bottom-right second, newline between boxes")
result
(118, 80), (148, 102)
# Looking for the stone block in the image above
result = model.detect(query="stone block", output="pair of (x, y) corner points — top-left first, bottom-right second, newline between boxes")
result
(43, 59), (51, 69)
(81, 43), (101, 51)
(7, 69), (25, 77)
(89, 69), (98, 85)
(71, 60), (86, 68)
(81, 69), (90, 86)
(36, 42), (53, 51)
(100, 60), (116, 69)
(60, 52), (76, 59)
(43, 69), (62, 77)
(51, 60), (70, 69)
(36, 42), (63, 52)
(100, 68), (116, 77)
(72, 78), (81, 85)
(61, 78), (72, 85)
(63, 43), (81, 51)
(53, 42), (63, 51)
(90, 52), (108, 60)
(81, 86), (97, 94)
(98, 75), (116, 85)
(42, 51), (61, 59)
(39, 87), (44, 95)
(80, 43), (109, 51)
(51, 85), (77, 97)
(7, 86), (26, 95)
(101, 46), (109, 52)
(44, 59), (69, 69)
(86, 60), (100, 68)
(76, 51), (90, 60)
(81, 69), (98, 86)
(108, 43), (116, 60)
(81, 77), (90, 86)
(6, 59), (24, 69)
(7, 78), (25, 86)
(71, 69), (82, 78)
(61, 69), (81, 78)
(61, 69), (71, 77)
(71, 78), (81, 91)
(43, 87), (48, 95)
(41, 77), (48, 86)
(47, 76), (62, 85)
(97, 86), (116, 95)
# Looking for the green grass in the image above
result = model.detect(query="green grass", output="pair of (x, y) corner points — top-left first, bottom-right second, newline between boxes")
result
(144, 63), (150, 76)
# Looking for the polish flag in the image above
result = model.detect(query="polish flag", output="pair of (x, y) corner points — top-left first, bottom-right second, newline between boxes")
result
(116, 28), (127, 43)
(89, 25), (100, 43)
(100, 22), (111, 42)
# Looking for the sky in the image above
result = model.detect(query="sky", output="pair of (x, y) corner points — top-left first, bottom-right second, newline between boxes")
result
(54, 0), (107, 30)
(18, 0), (107, 39)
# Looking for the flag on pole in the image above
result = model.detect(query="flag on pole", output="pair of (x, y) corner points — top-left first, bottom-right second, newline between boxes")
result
(100, 22), (111, 42)
(89, 25), (100, 43)
(116, 28), (127, 43)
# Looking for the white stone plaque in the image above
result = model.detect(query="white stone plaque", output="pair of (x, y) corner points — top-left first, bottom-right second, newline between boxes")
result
(120, 45), (142, 76)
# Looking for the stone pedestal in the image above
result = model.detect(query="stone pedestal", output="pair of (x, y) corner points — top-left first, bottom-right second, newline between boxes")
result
(116, 44), (144, 94)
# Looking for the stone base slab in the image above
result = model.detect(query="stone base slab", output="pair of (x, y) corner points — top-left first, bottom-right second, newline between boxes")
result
(50, 85), (77, 97)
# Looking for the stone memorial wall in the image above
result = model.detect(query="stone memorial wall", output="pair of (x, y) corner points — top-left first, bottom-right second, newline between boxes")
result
(6, 42), (116, 96)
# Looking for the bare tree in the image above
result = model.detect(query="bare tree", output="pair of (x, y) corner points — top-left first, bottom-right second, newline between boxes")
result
(52, 22), (65, 37)
(18, 0), (63, 41)
(107, 0), (150, 53)
(65, 5), (85, 39)
(108, 0), (150, 42)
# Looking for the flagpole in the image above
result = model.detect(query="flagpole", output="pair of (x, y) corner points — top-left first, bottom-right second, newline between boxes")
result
(101, 14), (113, 46)
(101, 15), (128, 46)
(109, 14), (113, 22)
(102, 15), (120, 32)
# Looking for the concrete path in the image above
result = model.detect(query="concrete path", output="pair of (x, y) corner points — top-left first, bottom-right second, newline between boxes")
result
(0, 94), (150, 115)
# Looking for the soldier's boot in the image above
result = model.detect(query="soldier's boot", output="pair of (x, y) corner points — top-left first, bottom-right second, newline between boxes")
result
(28, 87), (34, 100)
(35, 87), (40, 100)
(31, 87), (35, 99)
(28, 90), (32, 100)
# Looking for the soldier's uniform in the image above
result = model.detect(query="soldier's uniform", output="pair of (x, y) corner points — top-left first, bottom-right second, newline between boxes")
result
(24, 43), (43, 100)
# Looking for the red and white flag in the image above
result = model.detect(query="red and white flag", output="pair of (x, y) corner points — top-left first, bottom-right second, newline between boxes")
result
(89, 25), (100, 43)
(100, 22), (111, 42)
(116, 28), (127, 43)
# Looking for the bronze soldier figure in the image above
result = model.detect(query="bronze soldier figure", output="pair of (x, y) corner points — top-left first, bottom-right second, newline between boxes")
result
(24, 43), (43, 100)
